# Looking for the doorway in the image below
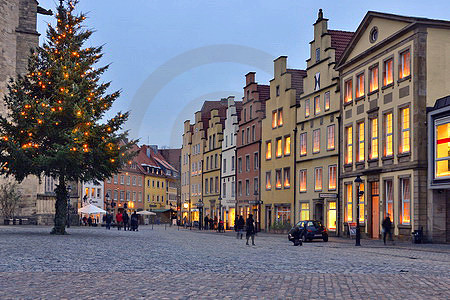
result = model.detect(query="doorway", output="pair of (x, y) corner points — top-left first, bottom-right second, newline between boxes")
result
(371, 182), (380, 239)
(265, 206), (272, 231)
(314, 202), (324, 223)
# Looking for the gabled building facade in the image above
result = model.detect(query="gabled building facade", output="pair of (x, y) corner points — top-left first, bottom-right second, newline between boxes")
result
(181, 121), (192, 223)
(260, 57), (306, 231)
(221, 96), (241, 229)
(296, 10), (353, 235)
(236, 72), (269, 229)
(336, 11), (450, 241)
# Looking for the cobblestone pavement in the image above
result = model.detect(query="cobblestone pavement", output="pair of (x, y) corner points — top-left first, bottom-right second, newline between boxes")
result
(0, 225), (449, 299)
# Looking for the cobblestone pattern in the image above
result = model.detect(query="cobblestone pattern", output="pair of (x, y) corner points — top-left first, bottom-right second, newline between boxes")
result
(0, 226), (449, 298)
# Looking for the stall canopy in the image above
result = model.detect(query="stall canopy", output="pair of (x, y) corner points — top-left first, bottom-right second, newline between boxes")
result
(78, 204), (106, 215)
(136, 210), (156, 215)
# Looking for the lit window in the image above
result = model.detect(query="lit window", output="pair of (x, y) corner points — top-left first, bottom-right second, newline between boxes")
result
(346, 184), (353, 222)
(344, 79), (352, 103)
(328, 165), (336, 191)
(266, 141), (272, 160)
(278, 109), (283, 127)
(314, 96), (321, 115)
(358, 122), (365, 162)
(283, 168), (290, 188)
(359, 182), (365, 223)
(272, 111), (277, 129)
(346, 126), (353, 164)
(324, 91), (330, 111)
(383, 58), (393, 86)
(276, 138), (282, 158)
(275, 169), (282, 189)
(435, 117), (450, 178)
(305, 99), (310, 117)
(400, 178), (410, 225)
(384, 112), (393, 157)
(370, 118), (378, 159)
(314, 167), (322, 191)
(327, 125), (335, 150)
(356, 73), (365, 98)
(300, 133), (307, 156)
(284, 136), (291, 156)
(400, 107), (410, 153)
(328, 202), (336, 230)
(385, 180), (393, 221)
(369, 65), (379, 92)
(300, 203), (309, 221)
(265, 171), (271, 190)
(399, 50), (411, 79)
(299, 170), (307, 192)
(313, 129), (320, 153)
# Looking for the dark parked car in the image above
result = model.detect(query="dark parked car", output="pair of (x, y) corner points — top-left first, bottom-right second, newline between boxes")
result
(288, 220), (328, 243)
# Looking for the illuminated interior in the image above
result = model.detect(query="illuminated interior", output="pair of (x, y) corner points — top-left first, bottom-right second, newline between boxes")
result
(300, 203), (309, 221)
(384, 59), (393, 86)
(385, 113), (393, 156)
(346, 126), (353, 164)
(328, 166), (336, 190)
(369, 66), (378, 92)
(324, 92), (330, 111)
(283, 168), (290, 188)
(328, 202), (336, 230)
(401, 107), (410, 153)
(399, 50), (410, 79)
(313, 129), (320, 153)
(284, 136), (291, 155)
(265, 172), (271, 190)
(436, 120), (450, 178)
(276, 139), (282, 157)
(314, 96), (321, 114)
(346, 184), (352, 222)
(386, 181), (393, 221)
(356, 73), (365, 98)
(359, 183), (365, 223)
(314, 168), (322, 191)
(300, 133), (307, 155)
(266, 141), (272, 160)
(305, 99), (310, 117)
(272, 111), (277, 129)
(275, 170), (282, 189)
(401, 178), (410, 225)
(277, 109), (283, 127)
(344, 79), (352, 103)
(358, 122), (365, 162)
(370, 118), (378, 159)
(299, 170), (306, 192)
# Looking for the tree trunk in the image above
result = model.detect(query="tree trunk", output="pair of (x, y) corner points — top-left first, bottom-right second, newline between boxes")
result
(51, 176), (68, 235)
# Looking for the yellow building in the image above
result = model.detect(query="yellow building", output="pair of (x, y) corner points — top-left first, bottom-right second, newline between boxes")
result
(181, 121), (192, 223)
(260, 56), (306, 231)
(203, 108), (224, 220)
(296, 10), (353, 235)
(335, 11), (450, 240)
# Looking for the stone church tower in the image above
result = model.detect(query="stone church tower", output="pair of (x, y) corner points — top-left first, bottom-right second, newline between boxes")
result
(0, 0), (60, 224)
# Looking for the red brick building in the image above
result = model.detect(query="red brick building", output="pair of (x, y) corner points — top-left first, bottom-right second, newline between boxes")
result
(236, 72), (270, 226)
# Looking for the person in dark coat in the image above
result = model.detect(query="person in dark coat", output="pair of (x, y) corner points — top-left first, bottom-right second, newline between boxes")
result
(382, 214), (394, 245)
(246, 214), (256, 246)
(204, 215), (209, 230)
(130, 212), (139, 231)
(105, 213), (112, 230)
(87, 216), (93, 227)
(122, 211), (129, 231)
(209, 218), (214, 230)
(236, 215), (245, 239)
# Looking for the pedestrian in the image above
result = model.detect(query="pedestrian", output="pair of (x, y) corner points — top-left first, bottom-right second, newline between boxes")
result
(122, 211), (129, 231)
(382, 213), (394, 245)
(87, 216), (93, 227)
(209, 217), (214, 230)
(219, 219), (224, 233)
(105, 213), (112, 230)
(116, 211), (123, 230)
(214, 216), (218, 231)
(246, 214), (256, 246)
(204, 215), (209, 231)
(131, 211), (139, 231)
(236, 215), (245, 239)
(82, 216), (87, 226)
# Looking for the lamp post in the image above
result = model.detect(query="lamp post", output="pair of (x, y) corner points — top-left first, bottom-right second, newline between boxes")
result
(218, 196), (222, 220)
(105, 192), (110, 213)
(67, 185), (72, 228)
(354, 176), (363, 246)
(198, 199), (204, 230)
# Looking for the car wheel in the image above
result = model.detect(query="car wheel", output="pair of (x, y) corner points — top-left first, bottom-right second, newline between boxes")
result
(323, 235), (328, 242)
(302, 234), (307, 242)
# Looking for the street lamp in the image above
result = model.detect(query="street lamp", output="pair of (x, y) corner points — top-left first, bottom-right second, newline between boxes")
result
(67, 185), (72, 228)
(354, 176), (363, 246)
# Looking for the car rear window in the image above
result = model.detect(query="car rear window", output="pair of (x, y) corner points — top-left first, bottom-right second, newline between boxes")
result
(307, 221), (322, 228)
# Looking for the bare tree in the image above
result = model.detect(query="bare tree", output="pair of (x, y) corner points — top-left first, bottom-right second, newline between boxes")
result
(0, 182), (21, 219)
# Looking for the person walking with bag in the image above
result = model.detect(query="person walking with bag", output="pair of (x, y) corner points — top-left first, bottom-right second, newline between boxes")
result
(245, 214), (256, 246)
(122, 211), (129, 231)
(382, 213), (394, 245)
(236, 215), (245, 239)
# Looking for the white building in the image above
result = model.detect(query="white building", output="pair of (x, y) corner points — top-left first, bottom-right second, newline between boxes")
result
(221, 96), (241, 229)
(81, 181), (104, 209)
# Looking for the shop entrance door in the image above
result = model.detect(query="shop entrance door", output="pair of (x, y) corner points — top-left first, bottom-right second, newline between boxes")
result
(265, 206), (272, 231)
(371, 182), (380, 239)
(314, 203), (324, 223)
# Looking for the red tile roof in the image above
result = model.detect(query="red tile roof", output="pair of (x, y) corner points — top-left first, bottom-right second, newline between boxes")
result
(328, 30), (355, 62)
(287, 69), (307, 104)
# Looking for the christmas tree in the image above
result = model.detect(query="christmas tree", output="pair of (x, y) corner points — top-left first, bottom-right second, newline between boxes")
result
(0, 0), (136, 234)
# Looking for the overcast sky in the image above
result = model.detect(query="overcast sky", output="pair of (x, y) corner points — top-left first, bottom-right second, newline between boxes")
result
(36, 0), (450, 148)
